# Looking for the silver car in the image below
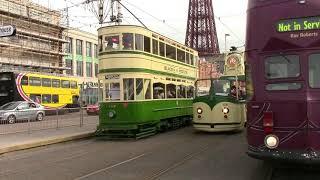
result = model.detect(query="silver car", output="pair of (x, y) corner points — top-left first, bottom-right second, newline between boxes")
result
(0, 101), (45, 124)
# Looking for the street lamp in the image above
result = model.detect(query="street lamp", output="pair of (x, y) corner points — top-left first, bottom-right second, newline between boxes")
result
(225, 33), (230, 52)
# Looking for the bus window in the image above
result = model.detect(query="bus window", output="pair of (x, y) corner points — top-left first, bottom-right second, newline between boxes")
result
(166, 45), (176, 60)
(265, 55), (300, 79)
(42, 78), (51, 87)
(124, 78), (134, 100)
(159, 42), (165, 57)
(166, 84), (176, 98)
(123, 33), (133, 50)
(42, 94), (51, 103)
(152, 39), (158, 55)
(52, 95), (59, 103)
(266, 83), (302, 91)
(309, 54), (320, 88)
(144, 79), (151, 99)
(21, 76), (28, 85)
(61, 80), (70, 88)
(177, 49), (186, 63)
(136, 78), (144, 100)
(187, 86), (194, 98)
(135, 34), (143, 51)
(52, 79), (60, 88)
(144, 36), (151, 53)
(29, 77), (41, 86)
(30, 94), (41, 103)
(153, 83), (165, 99)
(71, 81), (77, 89)
(177, 85), (186, 98)
(105, 36), (119, 50)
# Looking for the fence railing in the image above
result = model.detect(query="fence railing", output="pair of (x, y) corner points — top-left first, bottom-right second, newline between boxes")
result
(0, 107), (98, 135)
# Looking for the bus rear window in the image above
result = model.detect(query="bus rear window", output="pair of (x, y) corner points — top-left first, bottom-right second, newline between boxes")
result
(309, 53), (320, 88)
(266, 83), (302, 91)
(265, 55), (300, 79)
(30, 77), (41, 86)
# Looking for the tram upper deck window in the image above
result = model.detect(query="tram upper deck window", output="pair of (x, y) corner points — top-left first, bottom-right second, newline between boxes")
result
(159, 42), (165, 57)
(135, 34), (143, 51)
(153, 83), (165, 99)
(152, 39), (158, 55)
(190, 55), (194, 65)
(166, 45), (176, 60)
(309, 54), (320, 88)
(105, 36), (119, 51)
(265, 55), (300, 79)
(186, 53), (190, 64)
(123, 33), (133, 50)
(166, 84), (176, 98)
(177, 49), (186, 63)
(144, 36), (151, 53)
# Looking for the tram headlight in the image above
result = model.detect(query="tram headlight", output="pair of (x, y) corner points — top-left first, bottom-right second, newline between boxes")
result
(197, 108), (203, 114)
(264, 134), (279, 149)
(223, 107), (229, 114)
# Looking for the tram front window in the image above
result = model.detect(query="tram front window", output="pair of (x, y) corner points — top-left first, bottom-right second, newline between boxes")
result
(213, 80), (230, 96)
(196, 79), (210, 97)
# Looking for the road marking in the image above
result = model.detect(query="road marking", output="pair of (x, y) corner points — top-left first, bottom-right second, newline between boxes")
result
(74, 153), (146, 180)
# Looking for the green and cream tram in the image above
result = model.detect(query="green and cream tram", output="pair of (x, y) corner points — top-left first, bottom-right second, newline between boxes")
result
(193, 52), (246, 132)
(96, 25), (198, 138)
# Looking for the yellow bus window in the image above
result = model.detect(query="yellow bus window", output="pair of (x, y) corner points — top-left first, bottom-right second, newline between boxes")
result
(42, 78), (51, 87)
(42, 94), (51, 103)
(52, 95), (59, 103)
(62, 80), (70, 88)
(52, 79), (60, 88)
(29, 77), (41, 86)
(71, 81), (77, 89)
(21, 76), (28, 85)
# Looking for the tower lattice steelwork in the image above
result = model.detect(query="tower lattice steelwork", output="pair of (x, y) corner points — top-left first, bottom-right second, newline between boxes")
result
(185, 0), (220, 57)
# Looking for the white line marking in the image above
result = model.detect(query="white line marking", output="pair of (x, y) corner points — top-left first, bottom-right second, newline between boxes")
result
(74, 153), (146, 180)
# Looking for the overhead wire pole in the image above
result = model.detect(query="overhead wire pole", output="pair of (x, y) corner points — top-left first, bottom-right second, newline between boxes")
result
(115, 0), (147, 28)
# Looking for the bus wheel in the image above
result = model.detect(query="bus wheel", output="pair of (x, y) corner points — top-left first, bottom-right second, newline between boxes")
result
(36, 113), (44, 121)
(7, 115), (16, 124)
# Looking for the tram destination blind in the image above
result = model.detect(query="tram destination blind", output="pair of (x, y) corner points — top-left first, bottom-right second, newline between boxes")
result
(276, 16), (320, 32)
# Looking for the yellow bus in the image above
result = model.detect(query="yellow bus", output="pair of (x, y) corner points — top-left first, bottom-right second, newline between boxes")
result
(0, 72), (80, 109)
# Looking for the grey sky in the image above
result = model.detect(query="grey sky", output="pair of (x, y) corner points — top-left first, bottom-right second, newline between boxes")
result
(34, 0), (247, 52)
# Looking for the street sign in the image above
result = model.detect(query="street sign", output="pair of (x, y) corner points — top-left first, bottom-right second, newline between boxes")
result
(0, 25), (16, 37)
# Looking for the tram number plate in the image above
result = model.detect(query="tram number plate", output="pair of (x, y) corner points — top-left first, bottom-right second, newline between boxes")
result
(105, 74), (120, 80)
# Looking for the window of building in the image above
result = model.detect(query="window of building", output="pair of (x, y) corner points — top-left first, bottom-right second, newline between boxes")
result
(136, 78), (144, 100)
(62, 80), (70, 88)
(21, 76), (28, 85)
(65, 37), (72, 54)
(94, 44), (98, 58)
(98, 36), (103, 52)
(29, 77), (41, 86)
(177, 85), (186, 98)
(265, 55), (300, 79)
(153, 83), (165, 99)
(105, 36), (119, 50)
(86, 62), (92, 77)
(159, 42), (165, 57)
(86, 42), (92, 57)
(177, 49), (186, 63)
(95, 63), (98, 77)
(66, 59), (73, 75)
(309, 54), (320, 88)
(52, 79), (60, 88)
(135, 34), (143, 51)
(123, 33), (133, 50)
(77, 61), (83, 76)
(76, 39), (83, 55)
(42, 94), (51, 103)
(71, 81), (77, 89)
(123, 78), (134, 100)
(52, 95), (59, 103)
(144, 79), (151, 99)
(42, 78), (51, 87)
(144, 36), (151, 53)
(166, 44), (176, 60)
(166, 84), (176, 98)
(152, 39), (158, 55)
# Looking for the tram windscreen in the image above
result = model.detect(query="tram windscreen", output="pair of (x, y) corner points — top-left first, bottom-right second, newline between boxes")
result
(196, 79), (230, 97)
(213, 80), (230, 96)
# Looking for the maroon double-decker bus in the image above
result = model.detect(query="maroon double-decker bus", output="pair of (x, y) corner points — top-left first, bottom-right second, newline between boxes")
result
(246, 0), (320, 163)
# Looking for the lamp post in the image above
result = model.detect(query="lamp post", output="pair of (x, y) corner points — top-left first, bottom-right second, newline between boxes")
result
(225, 33), (230, 52)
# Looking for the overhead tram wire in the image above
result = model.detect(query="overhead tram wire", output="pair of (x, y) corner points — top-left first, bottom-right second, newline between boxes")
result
(215, 15), (245, 45)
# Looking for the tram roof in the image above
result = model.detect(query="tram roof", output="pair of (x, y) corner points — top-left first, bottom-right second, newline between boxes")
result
(98, 25), (198, 54)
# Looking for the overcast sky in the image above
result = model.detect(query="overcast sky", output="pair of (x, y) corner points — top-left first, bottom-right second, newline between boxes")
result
(33, 0), (247, 52)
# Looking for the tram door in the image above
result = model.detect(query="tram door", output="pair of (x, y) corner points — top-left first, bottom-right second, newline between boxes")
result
(231, 79), (246, 123)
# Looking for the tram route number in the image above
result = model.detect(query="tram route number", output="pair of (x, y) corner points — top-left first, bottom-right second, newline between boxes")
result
(105, 74), (120, 80)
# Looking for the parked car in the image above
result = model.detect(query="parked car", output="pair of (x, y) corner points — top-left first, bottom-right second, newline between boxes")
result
(86, 103), (99, 115)
(0, 101), (45, 124)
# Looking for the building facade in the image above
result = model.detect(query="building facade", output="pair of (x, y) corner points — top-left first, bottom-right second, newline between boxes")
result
(63, 28), (99, 105)
(0, 0), (65, 73)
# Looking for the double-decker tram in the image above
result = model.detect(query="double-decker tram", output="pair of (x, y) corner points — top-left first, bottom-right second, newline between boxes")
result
(96, 25), (198, 138)
(246, 0), (320, 162)
(193, 51), (246, 132)
(0, 72), (80, 109)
